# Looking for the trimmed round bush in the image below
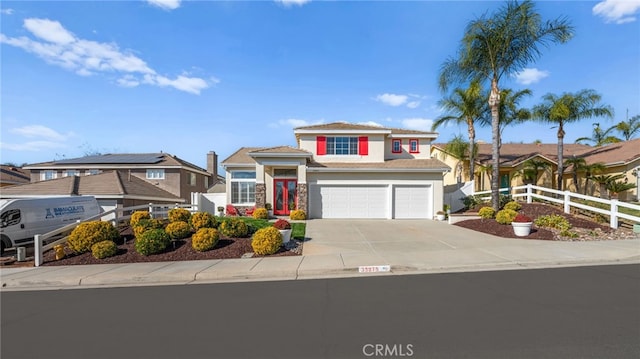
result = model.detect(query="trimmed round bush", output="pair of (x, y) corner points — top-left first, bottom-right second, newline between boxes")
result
(219, 218), (249, 238)
(130, 210), (150, 227)
(495, 209), (518, 224)
(133, 218), (164, 238)
(478, 207), (496, 219)
(91, 240), (118, 259)
(168, 208), (191, 223)
(289, 210), (306, 220)
(190, 212), (217, 230)
(252, 208), (268, 219)
(191, 228), (220, 252)
(165, 221), (192, 240)
(251, 227), (283, 255)
(534, 214), (571, 231)
(67, 221), (120, 254)
(135, 228), (170, 256)
(503, 201), (522, 211)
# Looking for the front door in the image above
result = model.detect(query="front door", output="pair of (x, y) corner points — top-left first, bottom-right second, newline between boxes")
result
(274, 179), (297, 215)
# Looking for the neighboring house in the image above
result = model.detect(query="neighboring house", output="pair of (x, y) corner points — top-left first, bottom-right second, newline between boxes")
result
(22, 152), (219, 203)
(431, 139), (640, 201)
(222, 122), (450, 219)
(0, 170), (184, 209)
(0, 166), (31, 187)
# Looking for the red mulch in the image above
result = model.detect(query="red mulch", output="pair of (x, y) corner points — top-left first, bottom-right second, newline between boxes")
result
(454, 203), (613, 240)
(41, 232), (299, 267)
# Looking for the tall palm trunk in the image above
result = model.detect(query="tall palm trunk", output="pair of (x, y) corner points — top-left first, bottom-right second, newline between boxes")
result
(489, 78), (501, 210)
(467, 119), (476, 189)
(556, 123), (565, 191)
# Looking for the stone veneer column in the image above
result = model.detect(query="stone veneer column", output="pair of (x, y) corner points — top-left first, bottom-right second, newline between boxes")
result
(255, 183), (266, 208)
(297, 183), (308, 214)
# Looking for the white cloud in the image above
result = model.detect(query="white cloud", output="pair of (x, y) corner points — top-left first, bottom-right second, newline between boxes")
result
(10, 125), (73, 141)
(401, 118), (434, 132)
(375, 93), (408, 107)
(514, 68), (550, 85)
(593, 0), (640, 24)
(1, 8), (15, 15)
(1, 18), (212, 95)
(147, 0), (181, 11)
(0, 140), (67, 152)
(406, 101), (421, 109)
(276, 0), (311, 7)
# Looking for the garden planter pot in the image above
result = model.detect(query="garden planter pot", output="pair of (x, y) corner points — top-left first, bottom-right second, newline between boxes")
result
(279, 229), (292, 244)
(512, 222), (532, 237)
(268, 210), (274, 217)
(436, 214), (446, 221)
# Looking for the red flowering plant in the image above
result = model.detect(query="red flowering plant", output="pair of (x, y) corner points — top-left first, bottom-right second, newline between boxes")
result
(512, 213), (533, 223)
(273, 219), (291, 230)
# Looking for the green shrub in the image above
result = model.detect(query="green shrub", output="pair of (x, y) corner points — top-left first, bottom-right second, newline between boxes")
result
(219, 218), (249, 238)
(130, 210), (150, 227)
(478, 207), (496, 219)
(252, 208), (268, 220)
(289, 210), (306, 220)
(190, 212), (217, 230)
(503, 201), (522, 211)
(132, 218), (164, 238)
(534, 215), (571, 231)
(462, 195), (484, 210)
(165, 221), (192, 240)
(168, 208), (191, 223)
(251, 227), (282, 255)
(135, 228), (170, 256)
(91, 240), (118, 259)
(67, 221), (120, 254)
(191, 228), (220, 252)
(495, 209), (517, 224)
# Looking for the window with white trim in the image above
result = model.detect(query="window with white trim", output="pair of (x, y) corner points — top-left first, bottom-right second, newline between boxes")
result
(86, 170), (100, 176)
(231, 171), (256, 204)
(327, 137), (358, 155)
(42, 170), (57, 181)
(146, 169), (165, 179)
(409, 139), (419, 153)
(392, 139), (402, 153)
(64, 170), (80, 177)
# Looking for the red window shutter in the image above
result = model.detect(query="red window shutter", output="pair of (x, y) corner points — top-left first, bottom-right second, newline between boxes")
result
(317, 136), (326, 155)
(358, 136), (368, 155)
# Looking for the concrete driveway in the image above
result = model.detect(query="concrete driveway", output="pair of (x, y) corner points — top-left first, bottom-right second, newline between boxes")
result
(302, 219), (640, 271)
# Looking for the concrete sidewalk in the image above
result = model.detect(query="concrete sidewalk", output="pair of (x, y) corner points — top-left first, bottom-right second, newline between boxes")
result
(1, 220), (639, 291)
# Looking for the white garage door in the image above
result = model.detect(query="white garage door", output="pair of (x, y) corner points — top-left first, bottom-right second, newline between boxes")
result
(309, 185), (387, 219)
(394, 185), (431, 219)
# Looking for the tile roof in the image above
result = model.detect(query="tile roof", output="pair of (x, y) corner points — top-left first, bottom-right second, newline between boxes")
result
(308, 158), (450, 170)
(249, 146), (312, 155)
(575, 138), (640, 166)
(0, 171), (182, 201)
(24, 153), (208, 173)
(294, 122), (436, 135)
(221, 147), (264, 165)
(0, 166), (31, 186)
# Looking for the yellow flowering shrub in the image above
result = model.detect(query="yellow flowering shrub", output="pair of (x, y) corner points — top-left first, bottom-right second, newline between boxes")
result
(252, 208), (268, 219)
(67, 221), (119, 254)
(168, 208), (191, 223)
(251, 227), (282, 255)
(190, 212), (217, 230)
(165, 221), (192, 240)
(191, 228), (220, 252)
(289, 210), (306, 220)
(130, 211), (150, 227)
(91, 240), (118, 259)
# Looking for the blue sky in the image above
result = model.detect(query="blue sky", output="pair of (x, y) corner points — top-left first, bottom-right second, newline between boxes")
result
(1, 0), (639, 170)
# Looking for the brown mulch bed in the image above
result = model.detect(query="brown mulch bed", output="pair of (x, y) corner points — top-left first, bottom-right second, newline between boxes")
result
(41, 230), (301, 267)
(454, 202), (635, 241)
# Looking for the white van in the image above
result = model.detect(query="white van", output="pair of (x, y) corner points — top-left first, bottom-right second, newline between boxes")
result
(0, 196), (101, 254)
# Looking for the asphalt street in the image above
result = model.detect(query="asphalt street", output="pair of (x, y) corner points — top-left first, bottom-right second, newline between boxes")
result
(2, 264), (639, 359)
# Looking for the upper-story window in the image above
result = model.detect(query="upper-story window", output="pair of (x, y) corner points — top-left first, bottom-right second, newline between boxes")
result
(41, 170), (57, 181)
(64, 170), (80, 177)
(86, 170), (100, 176)
(409, 139), (419, 153)
(317, 136), (368, 156)
(188, 173), (197, 186)
(392, 139), (402, 153)
(146, 169), (165, 179)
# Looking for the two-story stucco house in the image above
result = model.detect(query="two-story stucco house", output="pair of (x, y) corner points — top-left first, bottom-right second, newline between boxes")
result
(222, 122), (450, 219)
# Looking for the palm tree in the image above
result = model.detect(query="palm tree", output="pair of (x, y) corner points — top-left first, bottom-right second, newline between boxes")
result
(532, 89), (614, 191)
(495, 88), (533, 147)
(589, 174), (624, 199)
(441, 135), (477, 184)
(563, 156), (586, 192)
(582, 162), (606, 195)
(575, 122), (621, 146)
(439, 0), (574, 210)
(613, 114), (640, 140)
(432, 80), (486, 182)
(514, 159), (550, 185)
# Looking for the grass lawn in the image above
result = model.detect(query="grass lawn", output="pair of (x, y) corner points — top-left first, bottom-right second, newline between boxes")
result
(291, 223), (306, 240)
(218, 216), (306, 240)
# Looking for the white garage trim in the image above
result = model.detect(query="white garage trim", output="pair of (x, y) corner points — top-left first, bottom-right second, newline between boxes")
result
(393, 185), (432, 219)
(309, 185), (388, 219)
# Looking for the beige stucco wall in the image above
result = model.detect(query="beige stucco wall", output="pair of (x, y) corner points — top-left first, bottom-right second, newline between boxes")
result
(564, 160), (639, 201)
(384, 139), (432, 160)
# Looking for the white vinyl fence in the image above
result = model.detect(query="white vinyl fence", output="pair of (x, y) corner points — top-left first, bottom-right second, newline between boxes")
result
(34, 202), (198, 267)
(473, 184), (640, 229)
